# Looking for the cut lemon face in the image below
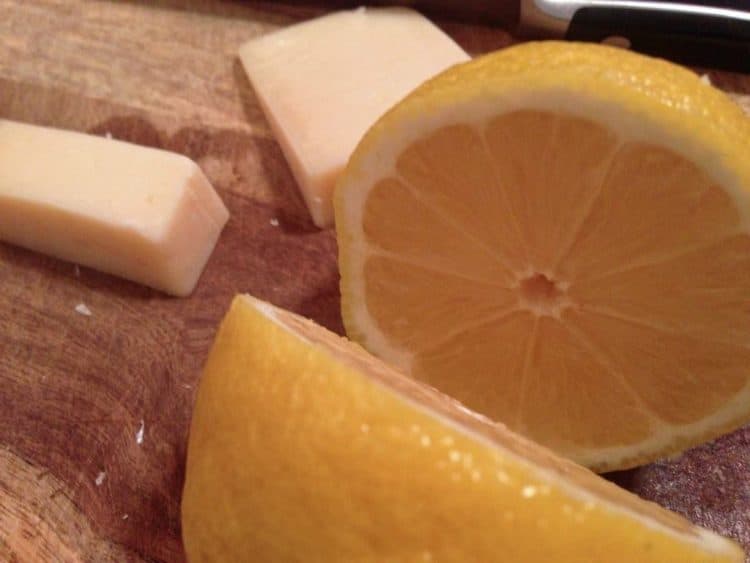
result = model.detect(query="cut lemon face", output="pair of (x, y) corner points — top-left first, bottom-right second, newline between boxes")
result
(335, 41), (750, 472)
(182, 295), (744, 562)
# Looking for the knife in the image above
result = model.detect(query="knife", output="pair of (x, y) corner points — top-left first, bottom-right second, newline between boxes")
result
(520, 0), (750, 73)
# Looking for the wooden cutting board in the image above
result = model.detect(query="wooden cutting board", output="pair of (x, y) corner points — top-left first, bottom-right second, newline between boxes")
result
(0, 1), (748, 561)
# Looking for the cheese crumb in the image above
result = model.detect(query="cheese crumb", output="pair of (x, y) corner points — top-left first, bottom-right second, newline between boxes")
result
(95, 471), (106, 486)
(135, 419), (145, 445)
(75, 303), (92, 316)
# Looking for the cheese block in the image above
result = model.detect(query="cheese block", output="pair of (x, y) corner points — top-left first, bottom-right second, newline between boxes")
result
(0, 119), (229, 296)
(239, 7), (470, 227)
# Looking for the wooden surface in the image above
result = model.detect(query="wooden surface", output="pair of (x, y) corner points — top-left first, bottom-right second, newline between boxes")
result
(0, 1), (748, 561)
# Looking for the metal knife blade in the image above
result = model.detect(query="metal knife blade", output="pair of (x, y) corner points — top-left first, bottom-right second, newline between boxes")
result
(520, 0), (750, 72)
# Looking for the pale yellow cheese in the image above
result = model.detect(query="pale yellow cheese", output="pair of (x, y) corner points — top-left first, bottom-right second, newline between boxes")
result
(0, 120), (229, 296)
(239, 7), (469, 227)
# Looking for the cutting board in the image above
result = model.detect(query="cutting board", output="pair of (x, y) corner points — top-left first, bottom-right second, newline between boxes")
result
(0, 1), (749, 561)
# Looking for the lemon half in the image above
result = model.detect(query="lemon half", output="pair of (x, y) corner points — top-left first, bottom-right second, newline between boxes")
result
(335, 41), (750, 471)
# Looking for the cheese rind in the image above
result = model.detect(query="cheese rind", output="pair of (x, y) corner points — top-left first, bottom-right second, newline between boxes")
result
(0, 119), (229, 296)
(239, 7), (470, 227)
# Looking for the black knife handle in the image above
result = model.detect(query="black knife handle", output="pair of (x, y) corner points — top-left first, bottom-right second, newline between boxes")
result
(566, 5), (750, 73)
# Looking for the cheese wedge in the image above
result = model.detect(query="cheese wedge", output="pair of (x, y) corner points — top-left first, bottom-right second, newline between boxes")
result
(239, 7), (469, 227)
(0, 119), (229, 296)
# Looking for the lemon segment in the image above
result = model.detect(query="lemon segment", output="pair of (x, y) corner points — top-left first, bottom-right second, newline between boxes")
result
(182, 295), (744, 562)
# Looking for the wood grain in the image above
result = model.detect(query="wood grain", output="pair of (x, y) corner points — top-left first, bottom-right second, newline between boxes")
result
(0, 446), (139, 562)
(0, 1), (748, 561)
